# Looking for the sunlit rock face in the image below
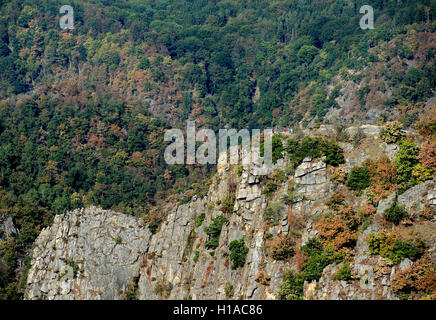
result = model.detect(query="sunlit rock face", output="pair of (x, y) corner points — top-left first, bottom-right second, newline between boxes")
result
(26, 206), (151, 300)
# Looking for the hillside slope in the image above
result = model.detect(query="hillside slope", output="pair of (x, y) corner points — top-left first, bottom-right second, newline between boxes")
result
(1, 0), (436, 299)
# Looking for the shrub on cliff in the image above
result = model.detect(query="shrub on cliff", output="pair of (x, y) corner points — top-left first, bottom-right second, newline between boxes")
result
(229, 238), (249, 269)
(286, 137), (344, 167)
(278, 270), (304, 300)
(224, 282), (234, 298)
(364, 156), (398, 202)
(205, 215), (227, 249)
(300, 238), (335, 281)
(346, 166), (370, 192)
(315, 207), (360, 253)
(418, 140), (436, 172)
(262, 182), (278, 197)
(367, 231), (425, 264)
(394, 139), (419, 191)
(221, 180), (237, 214)
(380, 121), (405, 143)
(383, 198), (407, 225)
(263, 202), (286, 224)
(391, 254), (436, 300)
(300, 248), (334, 282)
(335, 262), (353, 283)
(323, 141), (345, 166)
(411, 163), (434, 184)
(148, 218), (162, 234)
(300, 237), (323, 256)
(260, 134), (284, 164)
(270, 234), (295, 260)
(195, 213), (205, 228)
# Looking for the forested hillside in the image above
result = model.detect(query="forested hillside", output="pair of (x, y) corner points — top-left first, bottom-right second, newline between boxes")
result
(1, 1), (435, 126)
(0, 0), (435, 299)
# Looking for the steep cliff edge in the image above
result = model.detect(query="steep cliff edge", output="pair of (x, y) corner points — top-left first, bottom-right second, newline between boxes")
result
(25, 126), (436, 300)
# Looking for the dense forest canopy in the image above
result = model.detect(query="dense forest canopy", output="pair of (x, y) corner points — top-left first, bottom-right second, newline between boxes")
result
(1, 1), (435, 127)
(0, 0), (435, 299)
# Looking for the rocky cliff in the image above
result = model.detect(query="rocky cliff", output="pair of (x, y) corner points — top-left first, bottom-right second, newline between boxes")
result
(25, 126), (436, 300)
(26, 207), (151, 300)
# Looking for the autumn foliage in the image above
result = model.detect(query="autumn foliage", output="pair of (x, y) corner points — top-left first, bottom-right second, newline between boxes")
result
(418, 140), (436, 172)
(315, 207), (360, 254)
(391, 254), (436, 300)
(364, 156), (398, 203)
(416, 109), (436, 141)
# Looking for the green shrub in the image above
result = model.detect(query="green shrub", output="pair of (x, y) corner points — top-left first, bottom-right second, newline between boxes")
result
(138, 57), (150, 70)
(148, 218), (162, 235)
(153, 281), (173, 298)
(263, 202), (285, 224)
(284, 163), (295, 176)
(278, 270), (304, 300)
(183, 293), (192, 300)
(0, 258), (8, 287)
(335, 263), (353, 283)
(300, 249), (334, 282)
(394, 139), (419, 192)
(281, 188), (302, 205)
(193, 250), (200, 263)
(2, 252), (17, 271)
(229, 238), (249, 269)
(367, 231), (425, 264)
(285, 136), (345, 167)
(272, 135), (284, 164)
(124, 276), (139, 300)
(262, 182), (278, 197)
(205, 237), (220, 250)
(380, 121), (405, 143)
(115, 236), (122, 244)
(272, 169), (287, 181)
(323, 142), (346, 166)
(66, 259), (81, 278)
(412, 163), (434, 184)
(346, 166), (370, 191)
(221, 193), (235, 214)
(287, 137), (323, 164)
(236, 165), (243, 176)
(224, 281), (234, 298)
(221, 182), (236, 214)
(383, 198), (407, 225)
(260, 134), (284, 164)
(205, 215), (227, 249)
(195, 213), (206, 228)
(300, 238), (323, 256)
(300, 238), (335, 281)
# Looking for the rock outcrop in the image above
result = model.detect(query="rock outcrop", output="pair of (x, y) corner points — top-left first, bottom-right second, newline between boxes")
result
(0, 214), (17, 240)
(26, 207), (151, 300)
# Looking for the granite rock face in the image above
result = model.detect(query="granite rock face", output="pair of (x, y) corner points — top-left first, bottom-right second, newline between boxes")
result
(26, 207), (152, 300)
